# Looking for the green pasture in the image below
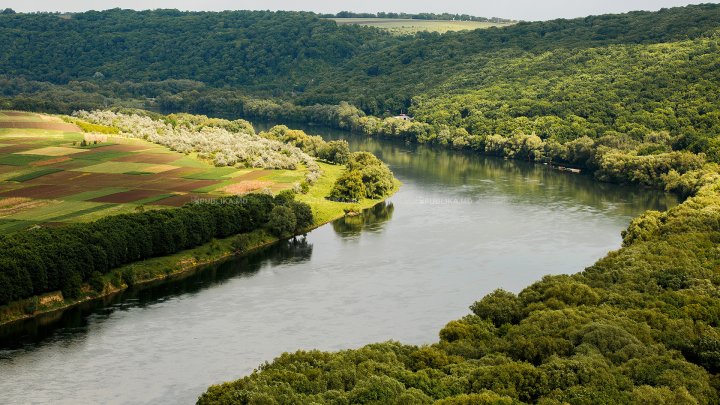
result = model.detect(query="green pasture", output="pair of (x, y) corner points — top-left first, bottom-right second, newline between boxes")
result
(133, 193), (176, 205)
(63, 188), (130, 201)
(9, 200), (105, 221)
(7, 168), (63, 182)
(0, 168), (38, 182)
(182, 166), (238, 180)
(259, 169), (306, 184)
(72, 161), (159, 174)
(75, 150), (134, 161)
(0, 219), (37, 232)
(0, 154), (48, 166)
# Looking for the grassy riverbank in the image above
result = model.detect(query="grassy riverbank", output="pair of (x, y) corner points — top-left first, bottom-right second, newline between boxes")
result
(0, 161), (400, 327)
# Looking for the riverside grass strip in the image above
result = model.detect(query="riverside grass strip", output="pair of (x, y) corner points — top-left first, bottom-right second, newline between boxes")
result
(259, 169), (307, 183)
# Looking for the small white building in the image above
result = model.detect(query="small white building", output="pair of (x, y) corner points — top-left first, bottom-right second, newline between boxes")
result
(393, 114), (412, 121)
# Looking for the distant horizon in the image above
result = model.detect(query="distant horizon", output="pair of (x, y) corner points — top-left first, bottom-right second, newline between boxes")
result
(2, 1), (717, 22)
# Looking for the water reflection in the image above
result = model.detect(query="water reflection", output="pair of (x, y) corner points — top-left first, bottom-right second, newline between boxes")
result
(255, 121), (677, 216)
(0, 237), (314, 350)
(332, 202), (395, 237)
(1, 198), (397, 349)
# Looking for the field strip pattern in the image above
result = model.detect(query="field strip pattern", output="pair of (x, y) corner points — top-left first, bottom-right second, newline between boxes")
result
(0, 111), (302, 231)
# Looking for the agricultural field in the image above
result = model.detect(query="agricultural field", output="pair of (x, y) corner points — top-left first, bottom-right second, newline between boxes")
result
(330, 18), (512, 34)
(0, 111), (304, 233)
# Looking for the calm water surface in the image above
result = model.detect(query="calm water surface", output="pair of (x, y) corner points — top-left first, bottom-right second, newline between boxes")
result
(0, 125), (677, 404)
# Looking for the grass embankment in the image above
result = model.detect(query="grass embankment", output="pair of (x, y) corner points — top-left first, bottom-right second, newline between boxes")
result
(0, 162), (399, 327)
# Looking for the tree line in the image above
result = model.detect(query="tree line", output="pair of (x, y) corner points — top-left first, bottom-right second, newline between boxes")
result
(0, 194), (313, 305)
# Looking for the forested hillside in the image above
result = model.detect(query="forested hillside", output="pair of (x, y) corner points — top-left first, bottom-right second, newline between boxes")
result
(1, 4), (720, 113)
(0, 9), (383, 89)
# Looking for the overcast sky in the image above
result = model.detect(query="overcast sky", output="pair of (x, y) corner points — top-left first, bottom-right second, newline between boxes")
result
(5, 1), (718, 21)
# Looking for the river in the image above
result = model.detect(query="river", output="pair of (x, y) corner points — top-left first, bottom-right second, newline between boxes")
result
(0, 124), (677, 404)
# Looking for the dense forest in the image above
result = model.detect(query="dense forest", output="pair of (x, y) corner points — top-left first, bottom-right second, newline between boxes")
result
(1, 5), (720, 403)
(1, 4), (719, 112)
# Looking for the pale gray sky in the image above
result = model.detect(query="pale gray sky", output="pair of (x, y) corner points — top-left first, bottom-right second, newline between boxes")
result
(5, 1), (718, 21)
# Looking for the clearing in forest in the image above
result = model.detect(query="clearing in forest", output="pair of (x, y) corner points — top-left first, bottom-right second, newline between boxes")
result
(330, 18), (512, 34)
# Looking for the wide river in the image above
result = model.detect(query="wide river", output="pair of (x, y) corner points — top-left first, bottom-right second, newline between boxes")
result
(0, 124), (677, 404)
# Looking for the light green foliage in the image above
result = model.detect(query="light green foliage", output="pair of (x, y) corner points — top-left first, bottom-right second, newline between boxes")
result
(621, 210), (663, 246)
(318, 140), (350, 164)
(329, 152), (395, 201)
(61, 116), (119, 134)
(261, 125), (351, 166)
(329, 170), (366, 202)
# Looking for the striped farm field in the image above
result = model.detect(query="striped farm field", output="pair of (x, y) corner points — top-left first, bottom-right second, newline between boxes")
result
(0, 111), (308, 232)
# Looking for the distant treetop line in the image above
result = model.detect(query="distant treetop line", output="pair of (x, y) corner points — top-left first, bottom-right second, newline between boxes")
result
(0, 7), (513, 22)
